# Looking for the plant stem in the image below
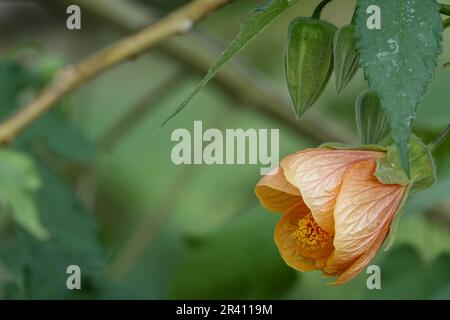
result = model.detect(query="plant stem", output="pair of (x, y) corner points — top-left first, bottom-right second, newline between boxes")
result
(440, 3), (450, 16)
(312, 0), (333, 19)
(430, 123), (450, 152)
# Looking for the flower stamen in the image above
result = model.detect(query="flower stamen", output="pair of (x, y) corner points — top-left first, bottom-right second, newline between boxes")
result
(293, 213), (331, 249)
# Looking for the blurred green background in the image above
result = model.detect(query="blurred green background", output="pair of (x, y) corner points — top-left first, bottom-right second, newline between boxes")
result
(1, 0), (450, 299)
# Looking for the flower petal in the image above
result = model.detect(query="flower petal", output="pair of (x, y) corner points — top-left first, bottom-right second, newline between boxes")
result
(331, 223), (390, 285)
(255, 167), (302, 213)
(274, 202), (333, 272)
(327, 160), (406, 272)
(280, 149), (383, 233)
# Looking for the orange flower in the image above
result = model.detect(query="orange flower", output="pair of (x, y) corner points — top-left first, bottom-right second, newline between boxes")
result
(255, 148), (407, 285)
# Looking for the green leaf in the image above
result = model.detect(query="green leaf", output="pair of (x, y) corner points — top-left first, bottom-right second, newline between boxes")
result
(161, 0), (297, 126)
(334, 24), (359, 94)
(355, 89), (389, 145)
(375, 135), (435, 193)
(0, 149), (48, 240)
(170, 208), (296, 299)
(355, 0), (443, 175)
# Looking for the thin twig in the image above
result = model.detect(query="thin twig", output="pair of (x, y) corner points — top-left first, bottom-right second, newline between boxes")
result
(0, 0), (232, 144)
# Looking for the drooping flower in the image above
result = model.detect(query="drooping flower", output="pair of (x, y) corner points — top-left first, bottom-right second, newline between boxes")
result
(255, 148), (408, 285)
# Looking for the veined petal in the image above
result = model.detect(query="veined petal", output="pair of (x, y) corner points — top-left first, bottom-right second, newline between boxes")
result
(332, 223), (390, 285)
(280, 149), (383, 233)
(328, 160), (406, 271)
(274, 202), (334, 272)
(255, 167), (302, 213)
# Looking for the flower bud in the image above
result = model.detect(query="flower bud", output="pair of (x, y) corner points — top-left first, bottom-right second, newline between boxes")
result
(284, 18), (337, 118)
(333, 24), (359, 94)
(355, 89), (389, 145)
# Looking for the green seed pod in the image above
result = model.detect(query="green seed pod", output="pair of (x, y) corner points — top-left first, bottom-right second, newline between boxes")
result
(334, 24), (359, 94)
(284, 17), (337, 118)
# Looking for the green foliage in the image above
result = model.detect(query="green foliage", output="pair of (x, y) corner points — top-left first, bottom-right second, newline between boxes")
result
(319, 141), (385, 152)
(0, 149), (47, 240)
(284, 17), (336, 117)
(355, 89), (389, 145)
(171, 209), (297, 299)
(161, 0), (297, 126)
(355, 0), (443, 175)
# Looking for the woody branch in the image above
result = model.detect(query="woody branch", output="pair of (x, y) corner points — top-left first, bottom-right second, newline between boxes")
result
(0, 0), (231, 144)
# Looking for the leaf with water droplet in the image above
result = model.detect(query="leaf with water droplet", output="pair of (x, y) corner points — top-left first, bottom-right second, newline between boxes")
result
(355, 0), (443, 176)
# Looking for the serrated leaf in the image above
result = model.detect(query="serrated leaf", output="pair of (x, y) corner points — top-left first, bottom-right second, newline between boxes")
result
(355, 89), (389, 144)
(355, 0), (443, 175)
(0, 149), (48, 240)
(161, 0), (297, 126)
